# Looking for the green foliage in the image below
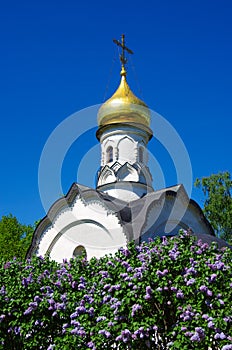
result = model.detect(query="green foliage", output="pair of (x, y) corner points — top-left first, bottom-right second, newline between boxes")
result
(0, 214), (34, 261)
(195, 171), (232, 242)
(0, 232), (231, 349)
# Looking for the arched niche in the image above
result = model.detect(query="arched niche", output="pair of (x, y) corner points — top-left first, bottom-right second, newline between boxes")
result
(117, 136), (136, 163)
(106, 146), (113, 163)
(73, 245), (86, 258)
(139, 146), (144, 163)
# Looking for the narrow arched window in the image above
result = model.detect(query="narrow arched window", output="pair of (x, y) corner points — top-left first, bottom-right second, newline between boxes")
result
(73, 245), (86, 259)
(106, 146), (113, 163)
(139, 147), (144, 163)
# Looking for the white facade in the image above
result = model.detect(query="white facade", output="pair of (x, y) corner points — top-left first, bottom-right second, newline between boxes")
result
(34, 187), (127, 263)
(96, 124), (153, 201)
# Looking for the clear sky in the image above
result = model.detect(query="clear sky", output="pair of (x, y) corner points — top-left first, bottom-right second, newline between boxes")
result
(1, 0), (232, 225)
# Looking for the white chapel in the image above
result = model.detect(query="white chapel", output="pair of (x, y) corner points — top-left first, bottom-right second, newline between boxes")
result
(27, 35), (220, 262)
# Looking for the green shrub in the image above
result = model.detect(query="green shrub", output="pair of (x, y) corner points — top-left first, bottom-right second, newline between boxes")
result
(0, 231), (231, 349)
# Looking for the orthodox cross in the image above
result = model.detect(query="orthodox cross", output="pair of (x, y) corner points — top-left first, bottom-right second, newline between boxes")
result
(113, 34), (133, 69)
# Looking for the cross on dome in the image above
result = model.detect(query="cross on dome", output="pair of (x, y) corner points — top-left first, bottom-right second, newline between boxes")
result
(113, 34), (133, 76)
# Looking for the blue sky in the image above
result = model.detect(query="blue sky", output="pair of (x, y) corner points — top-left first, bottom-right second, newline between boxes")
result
(1, 0), (232, 225)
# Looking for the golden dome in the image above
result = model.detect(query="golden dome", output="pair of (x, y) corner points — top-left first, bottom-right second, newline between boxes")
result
(97, 67), (151, 128)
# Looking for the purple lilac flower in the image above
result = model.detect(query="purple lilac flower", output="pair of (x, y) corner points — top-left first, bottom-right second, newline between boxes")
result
(57, 303), (66, 310)
(109, 284), (121, 292)
(185, 331), (193, 337)
(125, 276), (132, 282)
(76, 306), (86, 314)
(199, 285), (207, 292)
(103, 295), (111, 303)
(176, 290), (184, 299)
(0, 286), (6, 295)
(78, 328), (86, 337)
(208, 321), (214, 328)
(209, 273), (217, 282)
(145, 294), (151, 300)
(186, 278), (195, 286)
(70, 328), (79, 335)
(14, 326), (21, 335)
(156, 269), (168, 277)
(100, 271), (109, 278)
(201, 242), (209, 250)
(115, 335), (123, 341)
(70, 311), (78, 319)
(195, 327), (205, 339)
(146, 286), (152, 295)
(162, 236), (168, 245)
(54, 281), (61, 287)
(47, 345), (55, 350)
(180, 307), (195, 321)
(71, 281), (77, 289)
(24, 301), (38, 315)
(4, 262), (11, 269)
(209, 261), (225, 271)
(43, 269), (50, 277)
(222, 346), (232, 350)
(223, 317), (231, 323)
(0, 315), (6, 322)
(133, 272), (143, 279)
(121, 260), (130, 268)
(84, 294), (94, 303)
(22, 275), (33, 287)
(168, 244), (180, 260)
(34, 295), (42, 303)
(87, 341), (96, 349)
(185, 266), (197, 275)
(111, 301), (121, 310)
(98, 329), (111, 338)
(78, 283), (85, 290)
(214, 332), (226, 340)
(132, 304), (142, 317)
(138, 253), (147, 262)
(190, 333), (201, 341)
(202, 314), (210, 320)
(24, 307), (34, 315)
(96, 316), (106, 322)
(120, 273), (128, 278)
(121, 329), (131, 342)
(60, 293), (67, 302)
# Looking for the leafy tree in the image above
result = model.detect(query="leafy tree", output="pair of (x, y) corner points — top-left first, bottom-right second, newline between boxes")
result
(0, 232), (231, 349)
(195, 171), (232, 242)
(0, 214), (34, 261)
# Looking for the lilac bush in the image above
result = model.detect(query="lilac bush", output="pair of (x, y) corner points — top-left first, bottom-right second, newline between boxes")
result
(0, 231), (231, 349)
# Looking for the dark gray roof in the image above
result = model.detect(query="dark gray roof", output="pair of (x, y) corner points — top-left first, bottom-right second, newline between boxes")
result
(27, 182), (229, 258)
